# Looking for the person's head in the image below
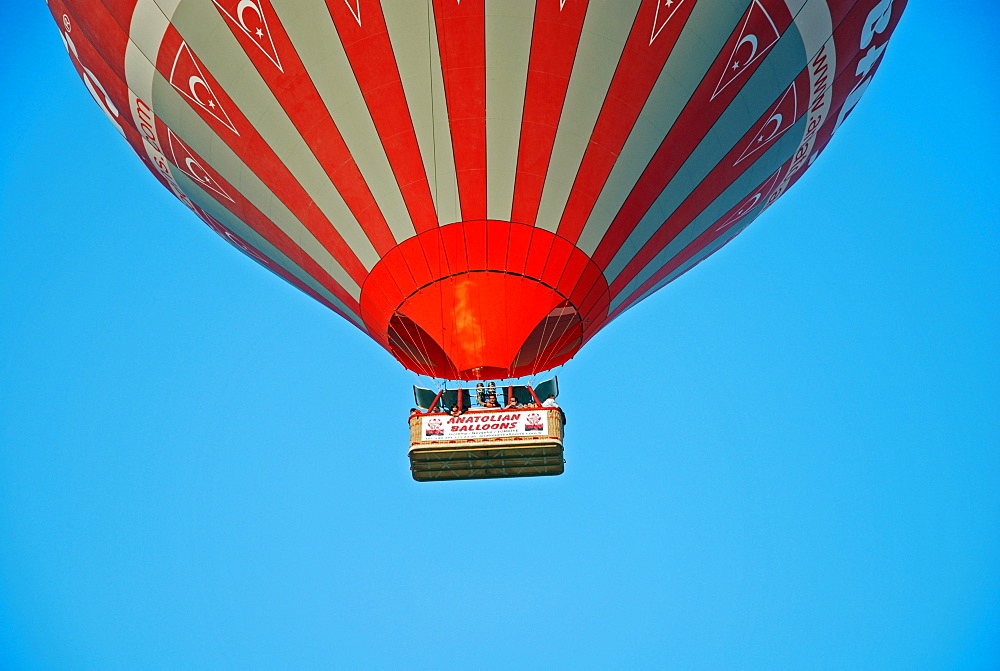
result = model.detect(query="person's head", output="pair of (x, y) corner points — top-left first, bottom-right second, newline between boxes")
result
(450, 406), (460, 415)
(410, 407), (419, 414)
(488, 393), (497, 402)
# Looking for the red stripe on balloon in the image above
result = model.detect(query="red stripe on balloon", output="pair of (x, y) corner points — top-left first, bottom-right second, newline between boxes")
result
(555, 0), (698, 243)
(52, 3), (146, 150)
(195, 210), (365, 328)
(211, 0), (399, 256)
(607, 168), (787, 323)
(57, 0), (131, 77)
(153, 24), (369, 286)
(606, 69), (810, 297)
(591, 0), (794, 269)
(49, 0), (366, 320)
(94, 0), (141, 28)
(432, 0), (487, 221)
(607, 0), (907, 315)
(324, 0), (439, 234)
(152, 116), (364, 315)
(509, 0), (589, 227)
(67, 0), (377, 290)
(51, 0), (233, 220)
(608, 88), (851, 323)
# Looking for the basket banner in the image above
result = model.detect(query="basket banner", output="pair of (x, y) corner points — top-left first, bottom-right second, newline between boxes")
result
(420, 410), (548, 442)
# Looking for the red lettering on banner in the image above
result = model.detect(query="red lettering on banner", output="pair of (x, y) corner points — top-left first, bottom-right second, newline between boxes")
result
(420, 409), (545, 443)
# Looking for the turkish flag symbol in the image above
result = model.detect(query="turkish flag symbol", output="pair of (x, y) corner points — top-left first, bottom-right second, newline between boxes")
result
(168, 42), (239, 134)
(734, 82), (798, 165)
(711, 0), (781, 100)
(199, 211), (273, 268)
(343, 0), (362, 25)
(711, 168), (783, 236)
(649, 0), (689, 45)
(212, 0), (284, 71)
(166, 128), (234, 202)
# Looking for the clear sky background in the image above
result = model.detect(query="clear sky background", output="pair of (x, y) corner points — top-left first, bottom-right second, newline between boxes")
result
(1, 2), (997, 669)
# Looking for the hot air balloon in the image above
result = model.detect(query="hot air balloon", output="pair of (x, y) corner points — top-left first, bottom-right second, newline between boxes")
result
(52, 0), (904, 478)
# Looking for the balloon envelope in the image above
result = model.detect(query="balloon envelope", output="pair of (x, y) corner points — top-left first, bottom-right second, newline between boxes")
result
(51, 0), (905, 379)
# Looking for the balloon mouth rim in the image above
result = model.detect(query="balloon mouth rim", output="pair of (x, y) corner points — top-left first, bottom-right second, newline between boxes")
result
(386, 271), (584, 380)
(359, 220), (611, 379)
(393, 268), (567, 307)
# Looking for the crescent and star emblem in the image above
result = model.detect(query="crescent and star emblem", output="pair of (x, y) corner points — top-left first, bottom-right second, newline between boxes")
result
(236, 0), (264, 36)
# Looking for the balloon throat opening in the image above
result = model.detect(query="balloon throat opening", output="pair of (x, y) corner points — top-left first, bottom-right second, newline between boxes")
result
(385, 271), (583, 380)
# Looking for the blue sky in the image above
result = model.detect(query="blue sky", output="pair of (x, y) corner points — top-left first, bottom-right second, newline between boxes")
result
(2, 2), (998, 669)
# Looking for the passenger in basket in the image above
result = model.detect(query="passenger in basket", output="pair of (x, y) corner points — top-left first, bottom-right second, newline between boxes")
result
(409, 407), (421, 417)
(541, 394), (567, 426)
(483, 393), (500, 409)
(503, 395), (519, 410)
(449, 406), (463, 416)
